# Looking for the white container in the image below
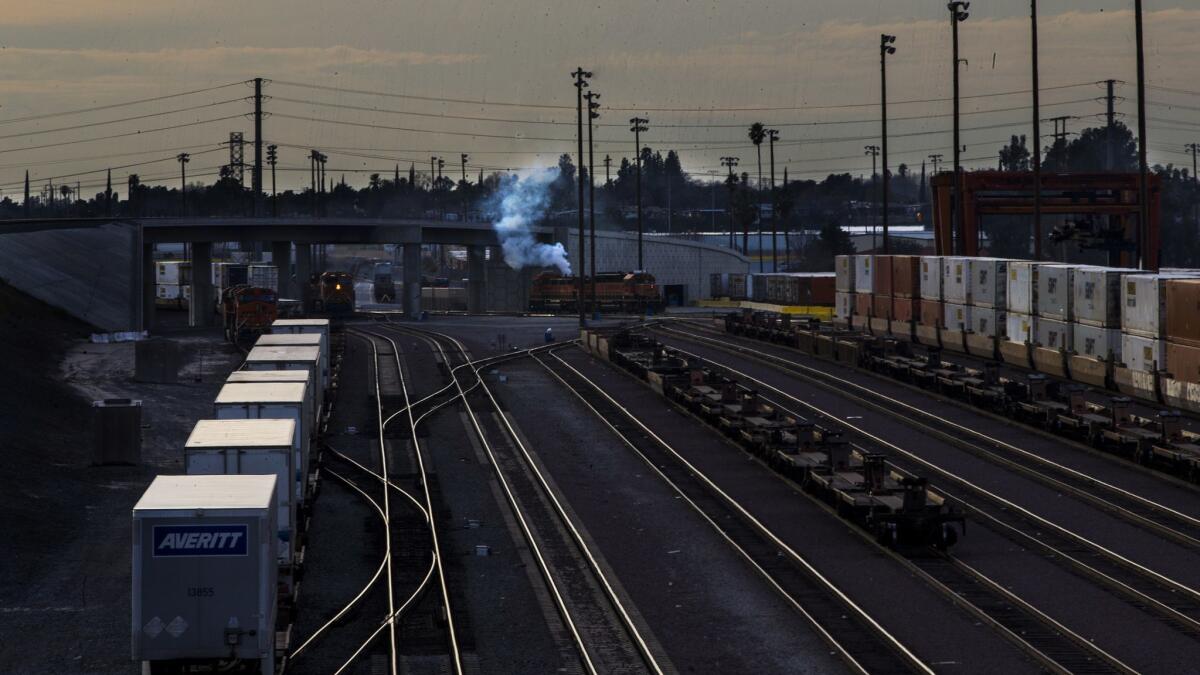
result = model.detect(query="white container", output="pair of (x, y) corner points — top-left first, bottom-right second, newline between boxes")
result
(1073, 324), (1121, 361)
(271, 319), (331, 352)
(245, 345), (323, 421)
(132, 475), (277, 672)
(1036, 317), (1072, 350)
(1006, 312), (1037, 344)
(942, 256), (970, 304)
(835, 255), (855, 293)
(255, 334), (327, 390)
(853, 255), (873, 296)
(185, 419), (298, 567)
(969, 307), (1006, 338)
(228, 370), (315, 434)
(1007, 261), (1038, 315)
(1073, 267), (1133, 327)
(919, 256), (942, 301)
(1122, 332), (1165, 372)
(835, 292), (852, 322)
(944, 303), (971, 331)
(214, 382), (310, 504)
(1121, 273), (1199, 338)
(155, 260), (191, 285)
(968, 258), (1009, 309)
(248, 265), (279, 291)
(1036, 264), (1076, 321)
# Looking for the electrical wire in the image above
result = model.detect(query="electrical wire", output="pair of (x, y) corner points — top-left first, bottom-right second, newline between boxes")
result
(0, 114), (246, 156)
(0, 81), (249, 127)
(0, 147), (225, 189)
(0, 98), (246, 143)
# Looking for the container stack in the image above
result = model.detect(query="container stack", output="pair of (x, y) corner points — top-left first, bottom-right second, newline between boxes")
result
(1165, 279), (1200, 382)
(1120, 273), (1181, 373)
(941, 256), (970, 331)
(890, 255), (921, 323)
(249, 265), (280, 292)
(1005, 261), (1038, 344)
(155, 260), (191, 310)
(1071, 267), (1127, 361)
(919, 256), (943, 328)
(873, 255), (893, 320)
(967, 257), (1008, 338)
(854, 254), (874, 318)
(1036, 264), (1074, 351)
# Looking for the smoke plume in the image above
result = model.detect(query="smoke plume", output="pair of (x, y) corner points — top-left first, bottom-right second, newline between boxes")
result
(486, 169), (571, 274)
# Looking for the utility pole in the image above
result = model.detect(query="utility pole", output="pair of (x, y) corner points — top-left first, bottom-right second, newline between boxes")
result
(865, 145), (880, 249)
(1050, 116), (1071, 170)
(317, 152), (327, 217)
(461, 153), (469, 184)
(767, 129), (779, 270)
(1031, 0), (1043, 260)
(1134, 0), (1150, 269)
(310, 150), (318, 217)
(1188, 142), (1200, 235)
(267, 144), (278, 217)
(253, 77), (264, 217)
(604, 154), (612, 187)
(881, 33), (897, 254)
(721, 156), (739, 251)
(585, 90), (600, 316)
(105, 169), (112, 217)
(176, 153), (190, 217)
(928, 153), (944, 176)
(573, 67), (592, 328)
(948, 1), (968, 255)
(630, 116), (649, 271)
(1105, 79), (1117, 171)
(23, 170), (29, 217)
(429, 156), (437, 192)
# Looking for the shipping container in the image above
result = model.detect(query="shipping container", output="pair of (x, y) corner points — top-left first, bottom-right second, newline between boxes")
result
(873, 255), (894, 296)
(942, 256), (970, 304)
(184, 419), (298, 567)
(155, 260), (191, 285)
(710, 273), (729, 298)
(729, 273), (751, 300)
(1165, 278), (1200, 348)
(271, 318), (331, 349)
(1007, 261), (1038, 315)
(891, 255), (921, 298)
(873, 295), (893, 320)
(1072, 324), (1121, 361)
(1122, 333), (1165, 372)
(244, 345), (323, 421)
(248, 265), (279, 292)
(1006, 312), (1037, 344)
(1073, 267), (1132, 327)
(919, 256), (943, 301)
(854, 293), (872, 317)
(214, 381), (311, 505)
(155, 283), (191, 309)
(969, 258), (1009, 309)
(1035, 317), (1072, 350)
(1036, 264), (1076, 321)
(1121, 273), (1200, 338)
(212, 262), (249, 288)
(893, 297), (920, 323)
(1167, 342), (1200, 384)
(944, 303), (971, 331)
(807, 273), (836, 305)
(835, 292), (853, 322)
(227, 370), (314, 435)
(920, 299), (944, 328)
(835, 255), (855, 293)
(854, 255), (874, 295)
(969, 307), (1005, 338)
(255, 333), (328, 390)
(751, 274), (769, 303)
(132, 475), (277, 672)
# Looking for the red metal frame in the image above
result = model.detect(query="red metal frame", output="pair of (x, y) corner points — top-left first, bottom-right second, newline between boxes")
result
(930, 171), (1161, 269)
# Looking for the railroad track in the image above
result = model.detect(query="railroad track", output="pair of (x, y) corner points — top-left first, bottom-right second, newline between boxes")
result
(377, 322), (664, 675)
(646, 323), (1200, 640)
(551, 343), (1140, 674)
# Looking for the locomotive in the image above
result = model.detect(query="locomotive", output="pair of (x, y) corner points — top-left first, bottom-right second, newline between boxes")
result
(221, 284), (278, 342)
(530, 271), (662, 313)
(373, 263), (396, 303)
(311, 271), (356, 314)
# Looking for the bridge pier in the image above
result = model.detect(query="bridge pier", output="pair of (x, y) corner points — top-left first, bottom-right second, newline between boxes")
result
(141, 242), (156, 332)
(271, 241), (293, 298)
(295, 244), (312, 310)
(189, 242), (214, 328)
(402, 243), (421, 318)
(467, 245), (485, 314)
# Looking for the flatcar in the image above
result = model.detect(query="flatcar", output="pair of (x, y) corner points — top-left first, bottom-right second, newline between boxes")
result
(313, 271), (356, 314)
(530, 271), (663, 313)
(221, 284), (278, 342)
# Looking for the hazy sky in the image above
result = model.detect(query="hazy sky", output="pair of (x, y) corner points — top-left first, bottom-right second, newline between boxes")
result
(0, 1), (1197, 196)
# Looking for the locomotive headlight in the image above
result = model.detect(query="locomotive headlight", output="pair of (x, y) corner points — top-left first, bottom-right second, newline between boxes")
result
(335, 283), (342, 290)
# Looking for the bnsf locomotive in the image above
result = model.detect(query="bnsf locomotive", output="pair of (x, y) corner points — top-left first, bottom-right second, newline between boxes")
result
(311, 271), (356, 314)
(221, 285), (278, 342)
(530, 271), (662, 313)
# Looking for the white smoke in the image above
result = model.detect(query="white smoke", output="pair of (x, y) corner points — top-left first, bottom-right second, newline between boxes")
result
(486, 168), (571, 274)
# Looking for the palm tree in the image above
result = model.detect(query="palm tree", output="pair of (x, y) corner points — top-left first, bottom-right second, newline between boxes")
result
(748, 122), (766, 271)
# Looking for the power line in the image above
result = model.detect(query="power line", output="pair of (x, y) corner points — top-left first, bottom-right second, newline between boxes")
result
(0, 148), (226, 190)
(0, 98), (246, 143)
(0, 81), (248, 127)
(0, 114), (246, 156)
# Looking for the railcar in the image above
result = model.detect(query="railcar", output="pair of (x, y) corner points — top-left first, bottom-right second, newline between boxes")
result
(312, 271), (356, 314)
(530, 271), (663, 313)
(222, 284), (278, 343)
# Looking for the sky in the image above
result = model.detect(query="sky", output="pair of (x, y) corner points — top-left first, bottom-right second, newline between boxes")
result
(0, 1), (1198, 197)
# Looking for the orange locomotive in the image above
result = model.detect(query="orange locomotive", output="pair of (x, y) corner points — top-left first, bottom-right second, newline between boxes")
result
(222, 284), (278, 342)
(530, 271), (662, 313)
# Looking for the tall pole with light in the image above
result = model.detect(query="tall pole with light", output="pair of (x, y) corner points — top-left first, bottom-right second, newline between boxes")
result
(573, 68), (592, 327)
(630, 116), (649, 271)
(1134, 0), (1150, 269)
(1031, 0), (1043, 260)
(881, 33), (897, 254)
(585, 90), (601, 317)
(721, 156), (739, 251)
(767, 129), (780, 270)
(176, 152), (190, 217)
(266, 144), (278, 217)
(948, 2), (969, 254)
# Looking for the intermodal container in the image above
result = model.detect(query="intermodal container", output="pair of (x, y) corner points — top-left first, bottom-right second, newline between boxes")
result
(893, 297), (920, 323)
(1036, 264), (1075, 321)
(1073, 324), (1121, 361)
(969, 307), (1005, 338)
(1122, 273), (1200, 338)
(1007, 261), (1038, 315)
(835, 255), (855, 293)
(873, 294), (893, 320)
(807, 273), (836, 305)
(920, 256), (943, 301)
(944, 303), (971, 331)
(710, 273), (729, 298)
(942, 256), (970, 304)
(248, 265), (279, 292)
(873, 256), (894, 297)
(1167, 342), (1200, 384)
(835, 292), (853, 322)
(854, 292), (872, 317)
(254, 334), (328, 391)
(729, 273), (750, 300)
(854, 255), (874, 295)
(1006, 312), (1037, 344)
(1035, 317), (1072, 351)
(213, 381), (311, 505)
(155, 260), (191, 285)
(1122, 333), (1165, 372)
(968, 258), (1009, 309)
(920, 300), (944, 328)
(891, 255), (920, 298)
(1073, 267), (1132, 327)
(1165, 278), (1200, 348)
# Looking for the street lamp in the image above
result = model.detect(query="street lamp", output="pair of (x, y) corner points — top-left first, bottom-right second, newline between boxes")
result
(721, 156), (740, 251)
(630, 116), (649, 271)
(880, 33), (897, 254)
(948, 2), (969, 254)
(573, 68), (592, 327)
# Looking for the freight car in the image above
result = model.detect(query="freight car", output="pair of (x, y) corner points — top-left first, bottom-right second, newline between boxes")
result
(311, 271), (356, 314)
(600, 330), (963, 548)
(222, 284), (278, 343)
(530, 271), (662, 313)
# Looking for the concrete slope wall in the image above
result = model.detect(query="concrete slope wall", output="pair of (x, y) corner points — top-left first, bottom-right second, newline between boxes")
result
(0, 223), (139, 331)
(562, 229), (750, 302)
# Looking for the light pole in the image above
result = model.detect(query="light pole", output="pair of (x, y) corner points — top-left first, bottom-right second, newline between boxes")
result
(721, 156), (739, 251)
(928, 153), (944, 176)
(767, 129), (779, 271)
(1031, 0), (1042, 260)
(630, 116), (649, 271)
(585, 90), (600, 316)
(865, 145), (879, 249)
(176, 152), (190, 217)
(573, 68), (592, 327)
(1134, 0), (1150, 269)
(948, 2), (968, 255)
(881, 33), (897, 254)
(461, 153), (469, 184)
(266, 144), (278, 217)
